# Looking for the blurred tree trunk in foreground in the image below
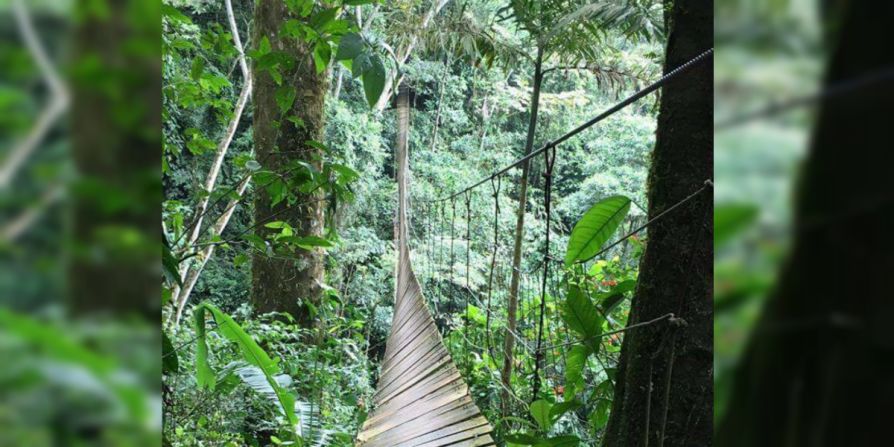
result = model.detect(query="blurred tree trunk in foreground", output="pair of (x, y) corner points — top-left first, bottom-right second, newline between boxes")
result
(251, 0), (327, 324)
(603, 0), (713, 445)
(716, 2), (894, 445)
(69, 0), (160, 318)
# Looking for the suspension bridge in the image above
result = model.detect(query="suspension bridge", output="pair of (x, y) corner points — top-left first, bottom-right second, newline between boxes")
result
(354, 48), (713, 446)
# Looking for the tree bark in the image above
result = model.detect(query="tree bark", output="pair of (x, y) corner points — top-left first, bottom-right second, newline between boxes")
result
(501, 46), (544, 413)
(251, 0), (328, 324)
(603, 0), (713, 445)
(716, 2), (894, 445)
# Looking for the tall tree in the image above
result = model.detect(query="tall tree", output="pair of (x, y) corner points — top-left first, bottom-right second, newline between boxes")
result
(497, 0), (663, 411)
(716, 2), (894, 444)
(603, 0), (713, 445)
(251, 0), (330, 323)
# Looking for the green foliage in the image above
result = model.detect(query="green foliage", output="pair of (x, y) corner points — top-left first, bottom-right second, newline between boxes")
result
(163, 0), (665, 444)
(562, 286), (604, 350)
(714, 203), (758, 247)
(564, 195), (631, 266)
(360, 54), (386, 108)
(0, 310), (157, 442)
(506, 422), (581, 447)
(194, 302), (300, 438)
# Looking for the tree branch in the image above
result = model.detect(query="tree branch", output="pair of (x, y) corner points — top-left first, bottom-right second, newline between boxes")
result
(0, 0), (69, 190)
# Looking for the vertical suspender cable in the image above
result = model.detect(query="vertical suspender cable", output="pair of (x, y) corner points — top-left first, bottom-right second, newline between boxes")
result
(449, 197), (457, 311)
(532, 143), (557, 401)
(485, 176), (502, 360)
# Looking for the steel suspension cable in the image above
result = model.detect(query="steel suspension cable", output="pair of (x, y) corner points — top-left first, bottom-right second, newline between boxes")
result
(422, 47), (713, 204)
(465, 191), (473, 294)
(436, 201), (444, 305)
(463, 191), (473, 368)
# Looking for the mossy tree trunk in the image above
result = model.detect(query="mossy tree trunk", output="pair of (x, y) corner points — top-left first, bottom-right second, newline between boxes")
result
(251, 0), (328, 325)
(716, 2), (894, 445)
(602, 0), (713, 445)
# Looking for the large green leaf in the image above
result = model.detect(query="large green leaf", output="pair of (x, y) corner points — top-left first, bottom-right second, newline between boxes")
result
(313, 40), (332, 74)
(194, 302), (299, 436)
(549, 400), (582, 425)
(714, 203), (758, 247)
(275, 86), (296, 114)
(162, 239), (182, 286)
(194, 305), (215, 389)
(505, 433), (541, 445)
(564, 345), (591, 398)
(590, 399), (611, 431)
(0, 309), (148, 421)
(335, 32), (364, 60)
(362, 53), (386, 107)
(564, 195), (631, 266)
(562, 286), (604, 349)
(596, 279), (637, 314)
(163, 331), (179, 374)
(530, 399), (553, 432)
(537, 435), (580, 447)
(505, 433), (580, 447)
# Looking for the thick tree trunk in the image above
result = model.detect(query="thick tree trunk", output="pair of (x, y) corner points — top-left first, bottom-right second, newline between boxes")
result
(602, 0), (713, 445)
(69, 0), (160, 318)
(501, 46), (544, 413)
(251, 0), (328, 324)
(716, 2), (894, 445)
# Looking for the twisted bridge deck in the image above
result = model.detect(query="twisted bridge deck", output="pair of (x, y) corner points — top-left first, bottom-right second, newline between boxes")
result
(355, 89), (494, 447)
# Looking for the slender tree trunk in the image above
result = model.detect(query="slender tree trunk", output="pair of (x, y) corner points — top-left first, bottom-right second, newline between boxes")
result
(172, 174), (251, 327)
(429, 78), (445, 150)
(1, 0), (68, 190)
(333, 68), (344, 100)
(501, 46), (544, 413)
(716, 2), (894, 445)
(477, 96), (490, 152)
(251, 0), (328, 324)
(602, 1), (713, 445)
(171, 0), (251, 307)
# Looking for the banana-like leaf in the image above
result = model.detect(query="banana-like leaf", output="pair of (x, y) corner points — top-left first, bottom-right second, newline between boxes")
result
(193, 302), (299, 437)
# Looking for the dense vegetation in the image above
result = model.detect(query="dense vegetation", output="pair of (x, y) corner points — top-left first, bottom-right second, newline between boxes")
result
(161, 0), (707, 446)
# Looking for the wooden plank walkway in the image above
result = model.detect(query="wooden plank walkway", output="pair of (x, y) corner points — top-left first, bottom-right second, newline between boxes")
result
(356, 90), (495, 446)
